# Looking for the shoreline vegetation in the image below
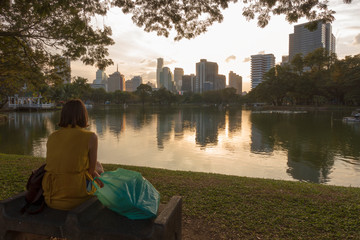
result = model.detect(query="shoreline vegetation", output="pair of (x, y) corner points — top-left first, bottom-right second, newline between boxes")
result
(1, 153), (360, 239)
(0, 103), (358, 113)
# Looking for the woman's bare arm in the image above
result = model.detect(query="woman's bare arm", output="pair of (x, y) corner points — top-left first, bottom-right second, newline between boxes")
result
(88, 133), (98, 175)
(88, 133), (104, 187)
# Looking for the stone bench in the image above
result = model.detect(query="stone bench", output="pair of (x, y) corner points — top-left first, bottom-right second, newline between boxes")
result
(0, 192), (182, 240)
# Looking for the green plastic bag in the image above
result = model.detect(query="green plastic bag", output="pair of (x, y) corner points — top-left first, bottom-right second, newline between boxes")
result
(93, 168), (160, 220)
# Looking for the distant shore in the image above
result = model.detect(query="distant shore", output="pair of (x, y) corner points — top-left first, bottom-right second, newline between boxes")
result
(1, 153), (360, 239)
(1, 101), (358, 112)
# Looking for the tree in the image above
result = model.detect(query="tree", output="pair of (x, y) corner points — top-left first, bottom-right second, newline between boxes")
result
(0, 0), (114, 105)
(90, 88), (107, 104)
(135, 84), (152, 106)
(113, 0), (352, 40)
(113, 90), (132, 104)
(341, 55), (360, 105)
(1, 0), (353, 105)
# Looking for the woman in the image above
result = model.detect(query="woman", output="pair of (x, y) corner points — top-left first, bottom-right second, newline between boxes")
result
(42, 99), (103, 211)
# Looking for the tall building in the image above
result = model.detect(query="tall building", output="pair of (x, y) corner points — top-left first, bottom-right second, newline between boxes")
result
(174, 68), (184, 91)
(156, 58), (164, 88)
(289, 21), (336, 61)
(131, 76), (142, 90)
(215, 75), (226, 91)
(108, 66), (125, 92)
(181, 74), (196, 92)
(125, 80), (133, 92)
(229, 71), (242, 94)
(159, 67), (175, 91)
(251, 54), (275, 90)
(195, 59), (219, 93)
(91, 69), (108, 91)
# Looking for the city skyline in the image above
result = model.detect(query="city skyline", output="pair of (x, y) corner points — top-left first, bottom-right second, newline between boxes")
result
(70, 1), (360, 92)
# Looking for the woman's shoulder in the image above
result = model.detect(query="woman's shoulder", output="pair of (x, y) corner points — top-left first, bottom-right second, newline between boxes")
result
(49, 127), (94, 137)
(78, 127), (95, 135)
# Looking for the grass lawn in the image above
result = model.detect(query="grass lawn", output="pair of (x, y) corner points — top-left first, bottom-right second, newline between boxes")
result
(1, 153), (360, 239)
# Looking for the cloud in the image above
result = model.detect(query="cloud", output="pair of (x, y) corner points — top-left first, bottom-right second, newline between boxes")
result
(243, 57), (250, 63)
(139, 59), (156, 67)
(347, 26), (360, 30)
(164, 59), (177, 65)
(225, 55), (236, 63)
(140, 72), (156, 82)
(353, 33), (360, 45)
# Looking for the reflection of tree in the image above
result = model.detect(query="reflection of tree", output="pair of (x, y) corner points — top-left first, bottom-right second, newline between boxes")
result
(250, 125), (274, 154)
(106, 110), (124, 140)
(91, 107), (107, 138)
(250, 112), (343, 183)
(124, 107), (153, 131)
(0, 111), (58, 155)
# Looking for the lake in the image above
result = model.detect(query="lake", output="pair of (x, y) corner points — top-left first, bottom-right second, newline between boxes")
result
(1, 106), (359, 187)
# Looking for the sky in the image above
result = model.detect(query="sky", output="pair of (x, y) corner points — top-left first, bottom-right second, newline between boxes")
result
(71, 0), (360, 92)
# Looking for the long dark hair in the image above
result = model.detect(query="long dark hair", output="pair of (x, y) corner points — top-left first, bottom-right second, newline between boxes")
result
(58, 99), (88, 128)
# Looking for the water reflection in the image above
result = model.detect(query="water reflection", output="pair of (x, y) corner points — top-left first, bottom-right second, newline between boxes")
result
(0, 107), (359, 187)
(0, 111), (57, 156)
(249, 111), (360, 184)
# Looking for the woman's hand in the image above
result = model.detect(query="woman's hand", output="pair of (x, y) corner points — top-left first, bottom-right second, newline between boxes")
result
(92, 171), (104, 188)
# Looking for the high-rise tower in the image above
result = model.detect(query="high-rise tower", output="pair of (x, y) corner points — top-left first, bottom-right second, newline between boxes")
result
(250, 54), (275, 90)
(289, 21), (336, 61)
(173, 68), (184, 91)
(156, 58), (164, 88)
(229, 71), (242, 94)
(195, 59), (219, 93)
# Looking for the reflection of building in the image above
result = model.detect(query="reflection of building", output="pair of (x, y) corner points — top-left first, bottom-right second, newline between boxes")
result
(251, 53), (275, 89)
(195, 110), (225, 147)
(181, 74), (195, 92)
(156, 58), (164, 88)
(107, 112), (125, 139)
(156, 114), (173, 149)
(174, 109), (184, 140)
(227, 109), (242, 133)
(228, 71), (242, 94)
(174, 68), (184, 91)
(289, 21), (336, 61)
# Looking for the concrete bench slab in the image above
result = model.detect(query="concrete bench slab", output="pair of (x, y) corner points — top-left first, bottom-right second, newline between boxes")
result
(0, 192), (182, 240)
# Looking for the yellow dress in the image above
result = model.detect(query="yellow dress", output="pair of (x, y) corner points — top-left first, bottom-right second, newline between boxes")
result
(42, 126), (95, 210)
